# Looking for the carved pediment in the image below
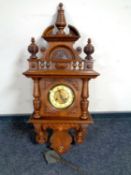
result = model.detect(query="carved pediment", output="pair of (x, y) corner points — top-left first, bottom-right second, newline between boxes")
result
(42, 3), (80, 41)
(27, 3), (96, 71)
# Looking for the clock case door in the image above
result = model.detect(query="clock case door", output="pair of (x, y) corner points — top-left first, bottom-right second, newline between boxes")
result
(39, 78), (82, 118)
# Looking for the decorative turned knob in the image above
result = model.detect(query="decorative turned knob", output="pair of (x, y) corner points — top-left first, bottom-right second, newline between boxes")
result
(84, 38), (94, 60)
(59, 2), (63, 8)
(40, 47), (46, 53)
(76, 47), (82, 54)
(28, 37), (39, 59)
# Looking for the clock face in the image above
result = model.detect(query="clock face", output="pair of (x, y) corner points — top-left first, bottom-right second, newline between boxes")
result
(49, 85), (74, 109)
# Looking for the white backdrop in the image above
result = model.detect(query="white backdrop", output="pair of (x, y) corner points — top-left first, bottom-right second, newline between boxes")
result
(0, 0), (131, 114)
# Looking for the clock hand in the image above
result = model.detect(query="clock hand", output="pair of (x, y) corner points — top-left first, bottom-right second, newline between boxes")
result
(58, 90), (67, 103)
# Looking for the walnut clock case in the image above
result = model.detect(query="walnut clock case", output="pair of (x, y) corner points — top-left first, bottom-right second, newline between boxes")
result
(23, 3), (99, 154)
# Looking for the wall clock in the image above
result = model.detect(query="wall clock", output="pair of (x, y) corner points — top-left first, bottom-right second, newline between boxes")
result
(23, 3), (99, 154)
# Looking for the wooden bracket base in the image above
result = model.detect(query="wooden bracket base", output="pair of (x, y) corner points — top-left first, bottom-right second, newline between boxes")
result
(29, 116), (93, 154)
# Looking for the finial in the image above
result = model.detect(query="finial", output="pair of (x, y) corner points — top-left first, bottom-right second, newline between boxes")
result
(88, 38), (91, 42)
(55, 3), (66, 34)
(31, 37), (35, 43)
(59, 2), (63, 9)
(83, 38), (94, 70)
(84, 38), (94, 60)
(28, 37), (39, 59)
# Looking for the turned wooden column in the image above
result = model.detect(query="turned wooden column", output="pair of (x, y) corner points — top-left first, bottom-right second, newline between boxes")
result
(33, 78), (41, 118)
(81, 79), (89, 120)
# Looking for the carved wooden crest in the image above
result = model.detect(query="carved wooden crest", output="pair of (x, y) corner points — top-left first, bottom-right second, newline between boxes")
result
(27, 3), (95, 72)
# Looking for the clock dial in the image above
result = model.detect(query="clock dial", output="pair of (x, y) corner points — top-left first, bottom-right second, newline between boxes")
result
(49, 85), (74, 109)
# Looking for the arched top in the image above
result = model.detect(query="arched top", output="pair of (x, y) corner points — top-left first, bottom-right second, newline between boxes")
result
(42, 25), (54, 37)
(48, 46), (74, 62)
(68, 25), (80, 37)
